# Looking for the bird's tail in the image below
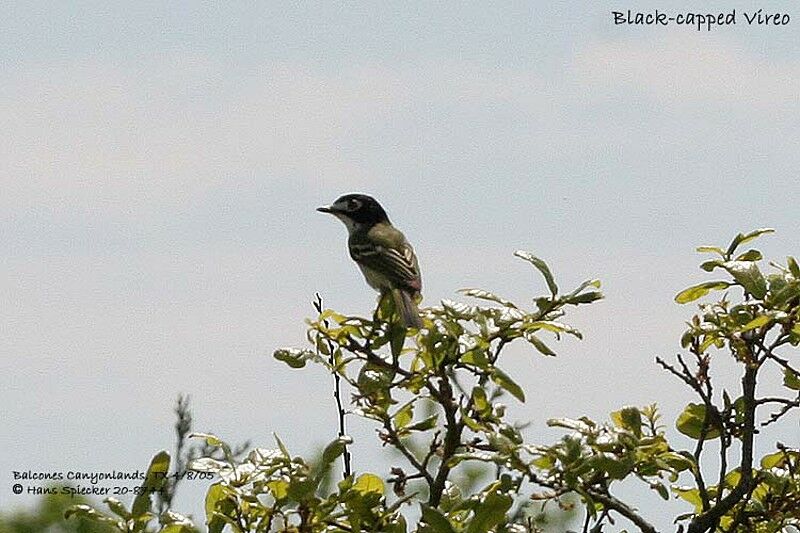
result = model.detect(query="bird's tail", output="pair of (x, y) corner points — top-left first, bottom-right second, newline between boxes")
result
(392, 289), (423, 329)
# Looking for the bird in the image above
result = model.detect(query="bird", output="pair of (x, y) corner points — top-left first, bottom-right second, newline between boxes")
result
(317, 194), (423, 328)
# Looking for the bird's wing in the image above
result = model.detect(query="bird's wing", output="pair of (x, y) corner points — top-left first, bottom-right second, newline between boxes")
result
(349, 226), (421, 292)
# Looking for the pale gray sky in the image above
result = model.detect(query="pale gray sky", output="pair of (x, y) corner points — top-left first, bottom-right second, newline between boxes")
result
(2, 1), (799, 529)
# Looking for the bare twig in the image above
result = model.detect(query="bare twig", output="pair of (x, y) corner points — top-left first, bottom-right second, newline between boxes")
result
(656, 354), (718, 511)
(758, 395), (800, 426)
(381, 418), (434, 486)
(314, 293), (352, 479)
(586, 490), (658, 533)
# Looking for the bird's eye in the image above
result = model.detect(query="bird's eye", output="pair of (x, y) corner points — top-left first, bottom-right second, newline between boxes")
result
(348, 199), (361, 210)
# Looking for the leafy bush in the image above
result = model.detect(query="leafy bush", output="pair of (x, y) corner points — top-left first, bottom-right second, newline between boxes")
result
(66, 231), (800, 532)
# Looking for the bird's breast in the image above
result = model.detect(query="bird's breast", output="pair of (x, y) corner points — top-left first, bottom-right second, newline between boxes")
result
(357, 263), (390, 292)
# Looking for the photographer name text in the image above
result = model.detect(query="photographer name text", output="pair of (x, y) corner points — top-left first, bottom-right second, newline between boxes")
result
(10, 469), (213, 498)
(612, 9), (790, 31)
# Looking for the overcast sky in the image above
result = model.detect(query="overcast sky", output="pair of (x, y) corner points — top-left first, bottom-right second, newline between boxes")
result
(2, 1), (799, 529)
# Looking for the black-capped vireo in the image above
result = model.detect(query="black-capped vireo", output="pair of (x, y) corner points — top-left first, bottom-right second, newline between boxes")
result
(318, 194), (423, 328)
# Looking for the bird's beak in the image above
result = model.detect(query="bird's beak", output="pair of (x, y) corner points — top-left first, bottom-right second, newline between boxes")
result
(317, 205), (334, 214)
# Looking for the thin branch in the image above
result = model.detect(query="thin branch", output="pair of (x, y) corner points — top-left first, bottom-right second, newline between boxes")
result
(381, 418), (434, 487)
(656, 355), (716, 511)
(758, 395), (800, 426)
(314, 293), (352, 479)
(344, 337), (413, 377)
(387, 471), (427, 483)
(762, 350), (799, 377)
(716, 434), (729, 507)
(427, 372), (465, 507)
(422, 430), (442, 472)
(587, 490), (658, 533)
(581, 508), (591, 533)
(589, 509), (610, 533)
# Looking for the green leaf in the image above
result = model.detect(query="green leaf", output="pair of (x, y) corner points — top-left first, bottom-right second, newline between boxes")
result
(132, 450), (170, 517)
(465, 489), (513, 533)
(448, 451), (501, 467)
(64, 505), (124, 528)
(273, 348), (316, 369)
(700, 259), (723, 272)
(459, 288), (517, 308)
(673, 487), (703, 513)
(675, 403), (720, 440)
(191, 432), (224, 448)
(674, 281), (731, 304)
(187, 457), (226, 473)
(321, 438), (347, 466)
(103, 497), (130, 520)
(420, 504), (456, 533)
(591, 456), (633, 480)
(723, 261), (767, 298)
(783, 368), (800, 390)
(547, 417), (593, 432)
(160, 511), (196, 529)
(161, 525), (197, 533)
(460, 410), (486, 432)
(514, 250), (558, 296)
(287, 478), (317, 502)
(191, 433), (234, 464)
(696, 246), (726, 256)
(788, 256), (800, 279)
(527, 320), (583, 339)
(567, 279), (602, 297)
(405, 415), (438, 432)
(274, 433), (291, 457)
(610, 406), (642, 438)
(461, 348), (490, 369)
(471, 387), (490, 415)
(567, 291), (603, 305)
(726, 228), (774, 257)
(441, 299), (481, 320)
(724, 469), (741, 488)
(680, 330), (694, 348)
(760, 451), (788, 469)
(735, 249), (762, 261)
(490, 367), (525, 402)
(661, 452), (695, 472)
(318, 309), (347, 324)
(741, 315), (772, 332)
(532, 455), (555, 469)
(357, 363), (395, 395)
(526, 333), (556, 356)
(393, 401), (414, 429)
(770, 280), (800, 307)
(267, 479), (289, 501)
(353, 473), (384, 496)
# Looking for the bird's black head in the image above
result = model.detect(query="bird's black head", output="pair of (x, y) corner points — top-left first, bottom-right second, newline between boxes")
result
(317, 193), (390, 226)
